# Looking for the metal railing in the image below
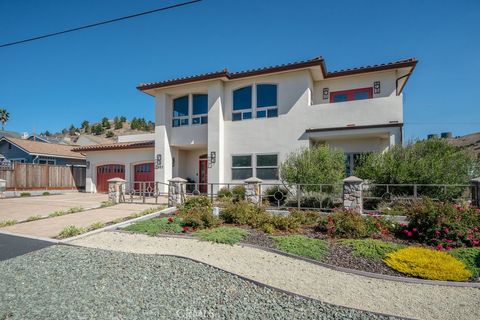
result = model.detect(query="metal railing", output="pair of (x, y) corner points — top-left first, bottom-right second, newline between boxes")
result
(123, 181), (169, 204)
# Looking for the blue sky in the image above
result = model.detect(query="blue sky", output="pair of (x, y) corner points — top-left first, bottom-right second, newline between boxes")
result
(0, 0), (479, 140)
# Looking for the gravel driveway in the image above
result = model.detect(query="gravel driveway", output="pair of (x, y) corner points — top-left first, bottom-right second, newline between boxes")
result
(0, 245), (393, 320)
(73, 231), (480, 320)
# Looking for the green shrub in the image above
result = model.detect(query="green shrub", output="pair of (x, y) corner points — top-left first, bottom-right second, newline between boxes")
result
(220, 201), (270, 228)
(217, 187), (233, 199)
(179, 196), (212, 214)
(57, 225), (86, 239)
(180, 206), (218, 229)
(231, 185), (246, 201)
(341, 239), (405, 260)
(269, 214), (300, 232)
(195, 227), (248, 245)
(384, 247), (472, 281)
(400, 198), (480, 248)
(450, 247), (480, 278)
(67, 207), (83, 213)
(26, 215), (42, 222)
(87, 221), (106, 231)
(20, 192), (31, 197)
(273, 235), (328, 260)
(317, 209), (394, 238)
(42, 191), (51, 196)
(0, 220), (17, 227)
(280, 146), (345, 191)
(289, 210), (322, 226)
(355, 138), (480, 200)
(124, 217), (184, 235)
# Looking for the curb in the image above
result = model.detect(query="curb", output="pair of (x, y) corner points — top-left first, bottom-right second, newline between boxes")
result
(61, 207), (176, 242)
(121, 232), (480, 288)
(0, 229), (60, 243)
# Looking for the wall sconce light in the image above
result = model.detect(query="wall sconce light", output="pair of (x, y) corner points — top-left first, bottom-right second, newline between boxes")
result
(322, 88), (329, 100)
(208, 151), (216, 168)
(86, 161), (90, 169)
(155, 154), (163, 169)
(172, 157), (175, 168)
(374, 81), (381, 94)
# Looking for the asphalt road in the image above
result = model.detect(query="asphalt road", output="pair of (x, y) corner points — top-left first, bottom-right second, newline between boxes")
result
(0, 233), (53, 261)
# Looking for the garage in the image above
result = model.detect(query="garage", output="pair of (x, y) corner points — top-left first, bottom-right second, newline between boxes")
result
(134, 162), (154, 192)
(96, 164), (125, 193)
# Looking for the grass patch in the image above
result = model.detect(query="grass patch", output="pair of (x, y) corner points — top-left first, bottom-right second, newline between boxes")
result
(450, 247), (480, 278)
(340, 239), (405, 260)
(57, 225), (86, 239)
(100, 200), (114, 208)
(195, 227), (248, 245)
(87, 221), (106, 231)
(20, 192), (31, 197)
(42, 191), (51, 196)
(0, 220), (17, 228)
(124, 216), (184, 236)
(26, 215), (42, 222)
(48, 207), (84, 218)
(273, 235), (328, 261)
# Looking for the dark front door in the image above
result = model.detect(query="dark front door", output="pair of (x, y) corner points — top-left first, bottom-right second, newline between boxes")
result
(199, 159), (208, 193)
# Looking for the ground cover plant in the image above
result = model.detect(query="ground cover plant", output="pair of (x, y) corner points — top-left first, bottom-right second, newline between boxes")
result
(58, 225), (86, 239)
(124, 216), (184, 235)
(26, 215), (42, 222)
(0, 220), (17, 228)
(450, 247), (480, 278)
(340, 239), (405, 260)
(273, 235), (328, 260)
(195, 227), (248, 245)
(384, 247), (472, 281)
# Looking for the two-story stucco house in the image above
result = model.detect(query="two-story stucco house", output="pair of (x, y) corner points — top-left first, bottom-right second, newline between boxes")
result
(73, 56), (417, 193)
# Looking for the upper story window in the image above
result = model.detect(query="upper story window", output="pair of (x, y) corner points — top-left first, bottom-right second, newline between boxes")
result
(232, 86), (253, 121)
(232, 84), (278, 121)
(192, 94), (208, 125)
(173, 96), (189, 127)
(330, 87), (373, 103)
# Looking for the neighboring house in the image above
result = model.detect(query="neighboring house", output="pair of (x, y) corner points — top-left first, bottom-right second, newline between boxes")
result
(0, 137), (86, 166)
(27, 134), (69, 144)
(73, 56), (417, 193)
(74, 134), (113, 146)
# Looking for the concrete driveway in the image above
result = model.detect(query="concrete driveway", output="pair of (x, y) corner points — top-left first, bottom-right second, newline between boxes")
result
(0, 193), (107, 222)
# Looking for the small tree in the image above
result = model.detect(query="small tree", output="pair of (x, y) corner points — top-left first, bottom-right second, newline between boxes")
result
(68, 124), (78, 136)
(280, 146), (345, 186)
(81, 120), (90, 131)
(0, 108), (9, 131)
(101, 117), (110, 129)
(355, 138), (480, 199)
(105, 130), (115, 138)
(91, 124), (104, 135)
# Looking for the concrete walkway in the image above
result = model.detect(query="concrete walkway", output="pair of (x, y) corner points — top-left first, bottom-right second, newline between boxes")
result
(73, 232), (480, 320)
(0, 193), (107, 222)
(0, 204), (160, 238)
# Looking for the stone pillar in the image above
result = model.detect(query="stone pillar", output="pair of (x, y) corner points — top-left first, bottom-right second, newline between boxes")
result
(168, 177), (187, 207)
(108, 178), (126, 204)
(0, 179), (6, 198)
(343, 176), (364, 213)
(471, 178), (480, 207)
(244, 177), (262, 205)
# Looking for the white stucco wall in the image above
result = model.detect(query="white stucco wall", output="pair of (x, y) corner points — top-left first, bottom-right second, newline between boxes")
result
(84, 148), (154, 193)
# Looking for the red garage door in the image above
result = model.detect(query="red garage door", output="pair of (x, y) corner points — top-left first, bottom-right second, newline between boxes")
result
(134, 163), (154, 192)
(96, 164), (125, 193)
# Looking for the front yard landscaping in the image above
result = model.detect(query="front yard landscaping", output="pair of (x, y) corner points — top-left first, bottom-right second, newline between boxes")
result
(123, 196), (480, 282)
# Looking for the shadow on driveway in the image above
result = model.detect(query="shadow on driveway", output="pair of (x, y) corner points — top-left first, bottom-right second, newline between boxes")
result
(0, 233), (53, 261)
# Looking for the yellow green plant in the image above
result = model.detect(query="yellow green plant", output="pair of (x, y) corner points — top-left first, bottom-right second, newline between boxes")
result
(384, 247), (472, 281)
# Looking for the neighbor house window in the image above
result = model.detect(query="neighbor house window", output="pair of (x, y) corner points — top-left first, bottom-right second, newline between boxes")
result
(231, 155), (252, 180)
(172, 96), (189, 127)
(256, 84), (278, 118)
(232, 86), (253, 121)
(38, 157), (55, 165)
(192, 94), (208, 125)
(330, 87), (373, 103)
(256, 154), (278, 180)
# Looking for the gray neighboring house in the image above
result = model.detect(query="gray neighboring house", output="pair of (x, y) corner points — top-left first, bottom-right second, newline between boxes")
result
(0, 137), (85, 166)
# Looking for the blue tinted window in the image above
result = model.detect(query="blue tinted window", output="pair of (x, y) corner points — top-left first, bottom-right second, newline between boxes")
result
(173, 96), (189, 117)
(192, 117), (200, 125)
(256, 110), (266, 118)
(354, 92), (370, 100)
(233, 86), (252, 110)
(267, 109), (278, 118)
(180, 118), (189, 126)
(243, 112), (252, 120)
(192, 94), (208, 115)
(232, 113), (242, 121)
(257, 84), (277, 108)
(172, 119), (180, 127)
(333, 94), (348, 103)
(201, 116), (208, 124)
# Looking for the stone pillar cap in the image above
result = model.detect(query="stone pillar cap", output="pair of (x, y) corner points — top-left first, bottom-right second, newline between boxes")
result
(169, 177), (187, 183)
(470, 177), (480, 183)
(343, 176), (363, 182)
(107, 178), (126, 182)
(244, 177), (263, 183)
(0, 179), (6, 182)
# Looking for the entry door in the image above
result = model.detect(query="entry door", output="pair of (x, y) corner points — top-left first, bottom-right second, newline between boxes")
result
(198, 159), (208, 193)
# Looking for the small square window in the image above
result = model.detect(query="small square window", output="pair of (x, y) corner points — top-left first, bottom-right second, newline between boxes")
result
(267, 109), (278, 118)
(243, 112), (252, 120)
(201, 116), (208, 124)
(232, 113), (242, 121)
(257, 110), (266, 118)
(192, 117), (200, 125)
(181, 118), (189, 126)
(172, 119), (180, 127)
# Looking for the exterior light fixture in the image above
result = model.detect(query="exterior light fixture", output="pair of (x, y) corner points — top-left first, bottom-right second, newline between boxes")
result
(155, 154), (163, 169)
(322, 88), (329, 100)
(208, 151), (216, 168)
(86, 161), (90, 169)
(374, 81), (381, 94)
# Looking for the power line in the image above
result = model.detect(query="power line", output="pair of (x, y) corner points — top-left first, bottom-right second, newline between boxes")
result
(0, 0), (202, 48)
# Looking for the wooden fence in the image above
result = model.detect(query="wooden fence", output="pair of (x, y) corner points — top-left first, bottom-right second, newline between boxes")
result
(0, 163), (86, 191)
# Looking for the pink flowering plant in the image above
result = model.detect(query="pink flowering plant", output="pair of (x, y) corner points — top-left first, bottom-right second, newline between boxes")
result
(402, 198), (480, 248)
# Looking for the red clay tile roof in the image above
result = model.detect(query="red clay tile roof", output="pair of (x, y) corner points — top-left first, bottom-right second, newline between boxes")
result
(1, 137), (85, 159)
(72, 140), (154, 152)
(137, 57), (417, 91)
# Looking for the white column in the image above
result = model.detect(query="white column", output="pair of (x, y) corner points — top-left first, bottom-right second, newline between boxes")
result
(207, 81), (225, 188)
(154, 92), (172, 192)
